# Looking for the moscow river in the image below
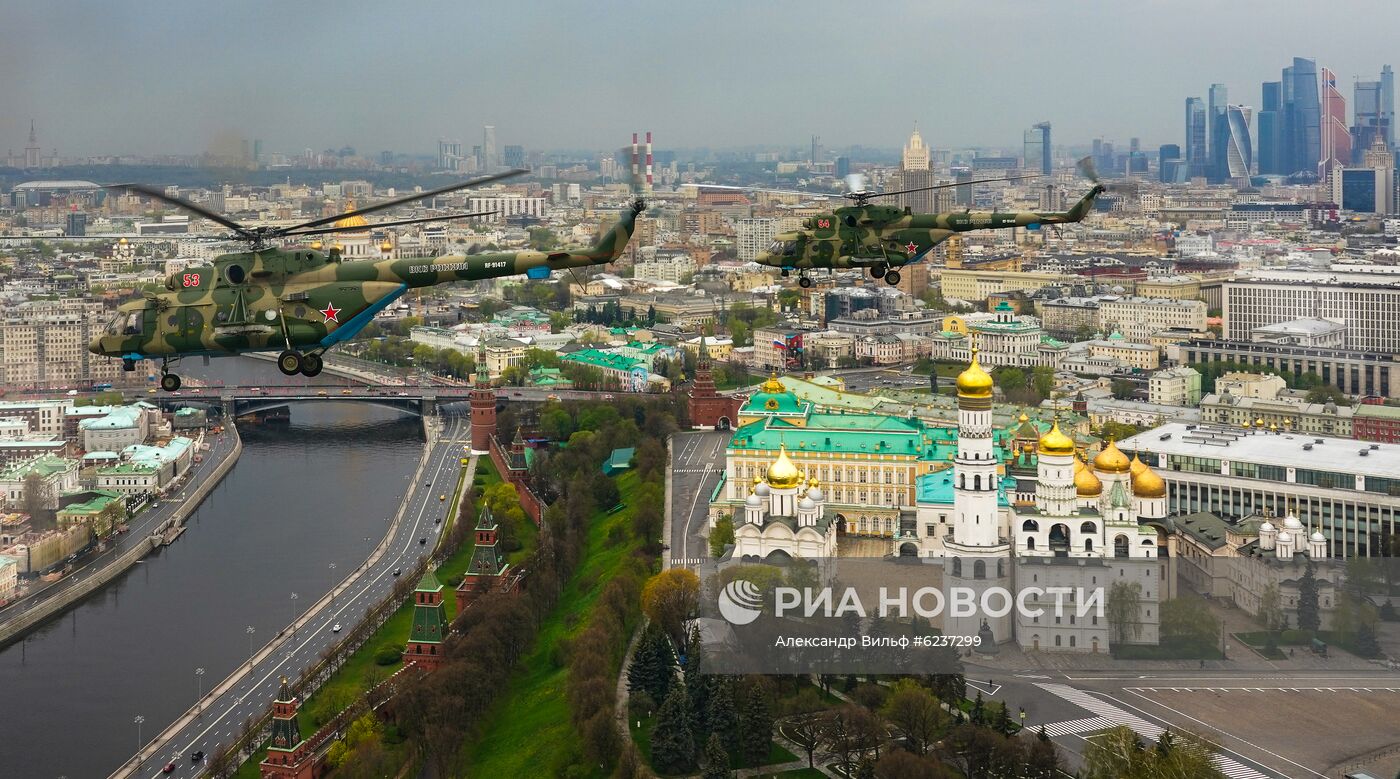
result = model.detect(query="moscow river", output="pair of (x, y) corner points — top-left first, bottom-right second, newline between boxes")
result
(0, 358), (424, 777)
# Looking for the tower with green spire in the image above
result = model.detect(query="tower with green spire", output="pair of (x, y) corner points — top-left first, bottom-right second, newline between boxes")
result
(456, 504), (515, 614)
(259, 677), (313, 778)
(470, 341), (496, 451)
(404, 570), (449, 670)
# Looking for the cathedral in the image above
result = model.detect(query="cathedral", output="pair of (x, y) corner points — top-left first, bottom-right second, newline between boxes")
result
(718, 350), (1169, 652)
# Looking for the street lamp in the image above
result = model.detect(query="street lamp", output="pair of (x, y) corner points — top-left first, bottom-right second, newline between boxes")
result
(290, 592), (299, 640)
(329, 562), (337, 609)
(246, 625), (255, 667)
(195, 667), (205, 714)
(133, 715), (145, 765)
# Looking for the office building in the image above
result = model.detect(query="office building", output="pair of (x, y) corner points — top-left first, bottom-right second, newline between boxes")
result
(1181, 339), (1400, 400)
(1185, 97), (1207, 179)
(1341, 167), (1395, 214)
(1384, 64), (1396, 147)
(437, 139), (463, 171)
(1121, 422), (1400, 558)
(503, 145), (524, 169)
(1258, 81), (1283, 175)
(65, 211), (86, 237)
(1, 313), (124, 390)
(1224, 271), (1400, 351)
(1353, 77), (1386, 163)
(1224, 105), (1253, 180)
(1158, 144), (1185, 183)
(1148, 366), (1202, 406)
(1208, 83), (1229, 182)
(465, 195), (546, 222)
(1097, 296), (1207, 342)
(1319, 67), (1351, 180)
(1282, 57), (1321, 177)
(482, 125), (498, 172)
(1024, 122), (1051, 175)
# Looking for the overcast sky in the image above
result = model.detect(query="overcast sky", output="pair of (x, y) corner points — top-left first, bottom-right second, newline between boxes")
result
(4, 0), (1400, 159)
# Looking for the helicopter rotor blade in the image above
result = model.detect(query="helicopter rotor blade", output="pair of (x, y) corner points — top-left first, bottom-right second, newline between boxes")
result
(275, 168), (528, 235)
(105, 183), (254, 237)
(869, 173), (1044, 200)
(280, 210), (500, 238)
(1076, 156), (1101, 184)
(692, 183), (840, 199)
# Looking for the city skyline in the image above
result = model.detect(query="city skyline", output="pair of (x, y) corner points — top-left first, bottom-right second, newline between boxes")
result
(6, 1), (1400, 158)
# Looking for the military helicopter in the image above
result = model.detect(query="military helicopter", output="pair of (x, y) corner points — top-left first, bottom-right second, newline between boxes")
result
(706, 167), (1105, 287)
(90, 171), (646, 391)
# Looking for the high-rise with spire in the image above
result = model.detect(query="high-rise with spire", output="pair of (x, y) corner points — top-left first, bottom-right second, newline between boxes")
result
(23, 120), (41, 169)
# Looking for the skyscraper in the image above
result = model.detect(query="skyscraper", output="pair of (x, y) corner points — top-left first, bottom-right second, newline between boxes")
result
(503, 144), (524, 169)
(1224, 105), (1254, 180)
(898, 126), (935, 213)
(901, 125), (930, 170)
(482, 125), (497, 172)
(1353, 68), (1393, 163)
(1282, 57), (1321, 178)
(1382, 65), (1396, 147)
(1185, 97), (1207, 179)
(1208, 83), (1229, 182)
(1320, 67), (1352, 180)
(1258, 81), (1283, 174)
(1023, 122), (1051, 175)
(1158, 144), (1184, 183)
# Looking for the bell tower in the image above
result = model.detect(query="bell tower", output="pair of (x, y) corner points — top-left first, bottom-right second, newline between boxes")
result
(259, 678), (313, 779)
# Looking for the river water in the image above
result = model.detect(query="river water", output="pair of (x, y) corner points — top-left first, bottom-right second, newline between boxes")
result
(0, 357), (424, 777)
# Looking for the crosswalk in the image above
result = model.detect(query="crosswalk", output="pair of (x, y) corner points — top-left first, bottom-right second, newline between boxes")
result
(1032, 683), (1273, 779)
(1127, 686), (1400, 693)
(672, 468), (720, 474)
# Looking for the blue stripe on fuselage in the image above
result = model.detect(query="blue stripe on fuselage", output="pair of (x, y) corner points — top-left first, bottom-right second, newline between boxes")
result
(319, 284), (408, 348)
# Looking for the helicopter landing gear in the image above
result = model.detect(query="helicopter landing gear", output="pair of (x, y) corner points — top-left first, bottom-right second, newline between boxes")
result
(869, 265), (886, 279)
(122, 358), (137, 372)
(780, 268), (791, 278)
(884, 270), (902, 286)
(300, 352), (324, 377)
(160, 373), (182, 392)
(277, 349), (304, 376)
(799, 275), (813, 289)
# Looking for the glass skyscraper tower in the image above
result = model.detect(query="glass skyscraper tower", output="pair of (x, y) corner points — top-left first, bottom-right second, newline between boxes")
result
(1282, 57), (1321, 179)
(1185, 97), (1207, 179)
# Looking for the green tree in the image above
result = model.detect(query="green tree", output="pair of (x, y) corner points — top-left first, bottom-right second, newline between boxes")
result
(1110, 378), (1138, 400)
(1258, 581), (1286, 632)
(527, 226), (559, 251)
(739, 684), (773, 766)
(1106, 580), (1144, 648)
(1297, 558), (1322, 633)
(1083, 726), (1225, 779)
(709, 516), (735, 558)
(1306, 384), (1349, 404)
(1025, 729), (1063, 779)
(1160, 593), (1220, 654)
(1355, 620), (1382, 657)
(706, 678), (740, 757)
(700, 732), (733, 779)
(651, 686), (697, 774)
(880, 679), (944, 755)
(1031, 365), (1056, 400)
(627, 623), (675, 706)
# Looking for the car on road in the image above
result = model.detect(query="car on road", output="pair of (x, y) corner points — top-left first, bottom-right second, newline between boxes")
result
(393, 569), (401, 576)
(162, 761), (176, 774)
(147, 387), (157, 394)
(603, 393), (615, 400)
(340, 388), (353, 395)
(332, 623), (341, 633)
(317, 389), (329, 396)
(438, 494), (445, 501)
(512, 391), (522, 397)
(191, 750), (204, 763)
(547, 394), (560, 401)
(419, 537), (427, 545)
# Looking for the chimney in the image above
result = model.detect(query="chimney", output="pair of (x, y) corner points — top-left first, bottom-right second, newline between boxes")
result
(645, 131), (653, 190)
(631, 132), (639, 183)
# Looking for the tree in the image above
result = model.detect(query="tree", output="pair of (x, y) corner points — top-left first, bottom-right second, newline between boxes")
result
(700, 732), (733, 779)
(787, 714), (823, 769)
(1100, 420), (1144, 441)
(1297, 557), (1322, 633)
(1025, 730), (1064, 779)
(881, 679), (944, 755)
(1355, 619), (1382, 657)
(1160, 593), (1220, 654)
(1258, 581), (1286, 632)
(1082, 725), (1225, 779)
(642, 568), (701, 644)
(651, 686), (698, 774)
(627, 623), (675, 706)
(709, 516), (735, 558)
(1106, 580), (1144, 648)
(739, 684), (774, 766)
(1306, 384), (1348, 404)
(1110, 378), (1138, 400)
(706, 678), (740, 757)
(21, 471), (55, 531)
(873, 750), (954, 779)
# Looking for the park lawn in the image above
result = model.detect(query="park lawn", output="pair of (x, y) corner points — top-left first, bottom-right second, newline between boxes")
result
(631, 709), (798, 774)
(462, 471), (645, 778)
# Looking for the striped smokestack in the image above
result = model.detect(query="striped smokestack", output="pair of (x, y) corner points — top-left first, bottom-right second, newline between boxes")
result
(645, 131), (653, 190)
(631, 132), (639, 183)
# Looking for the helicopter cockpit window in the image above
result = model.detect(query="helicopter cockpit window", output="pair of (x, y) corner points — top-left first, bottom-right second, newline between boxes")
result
(767, 240), (797, 256)
(105, 312), (124, 335)
(121, 312), (143, 335)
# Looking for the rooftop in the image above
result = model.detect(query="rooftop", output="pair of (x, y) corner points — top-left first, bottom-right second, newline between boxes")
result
(1121, 422), (1400, 479)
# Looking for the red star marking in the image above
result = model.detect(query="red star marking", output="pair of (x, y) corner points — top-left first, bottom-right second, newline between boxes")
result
(320, 302), (341, 324)
(905, 241), (919, 255)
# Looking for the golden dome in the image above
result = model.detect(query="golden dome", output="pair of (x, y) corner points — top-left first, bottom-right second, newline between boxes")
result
(310, 240), (323, 250)
(334, 202), (369, 230)
(380, 240), (394, 253)
(1018, 413), (1029, 423)
(760, 372), (786, 394)
(1038, 420), (1076, 456)
(766, 445), (802, 489)
(332, 242), (345, 252)
(1130, 453), (1148, 477)
(1073, 456), (1085, 473)
(1132, 461), (1167, 498)
(807, 476), (820, 489)
(1093, 440), (1131, 473)
(1075, 458), (1103, 496)
(118, 237), (128, 244)
(956, 349), (993, 398)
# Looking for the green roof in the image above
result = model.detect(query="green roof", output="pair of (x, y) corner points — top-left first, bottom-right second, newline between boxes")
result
(58, 492), (123, 516)
(603, 447), (636, 476)
(917, 470), (1016, 507)
(729, 415), (956, 460)
(0, 455), (73, 481)
(1175, 511), (1230, 550)
(1356, 404), (1400, 420)
(561, 348), (642, 372)
(416, 570), (443, 593)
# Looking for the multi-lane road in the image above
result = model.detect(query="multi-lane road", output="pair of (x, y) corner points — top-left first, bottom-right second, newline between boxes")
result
(113, 416), (472, 778)
(0, 429), (238, 638)
(667, 431), (730, 568)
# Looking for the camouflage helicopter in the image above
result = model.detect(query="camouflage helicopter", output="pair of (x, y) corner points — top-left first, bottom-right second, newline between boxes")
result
(90, 171), (646, 391)
(706, 167), (1105, 288)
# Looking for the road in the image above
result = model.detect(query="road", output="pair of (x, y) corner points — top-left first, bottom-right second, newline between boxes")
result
(961, 662), (1400, 778)
(667, 431), (730, 568)
(0, 429), (238, 636)
(115, 416), (471, 778)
